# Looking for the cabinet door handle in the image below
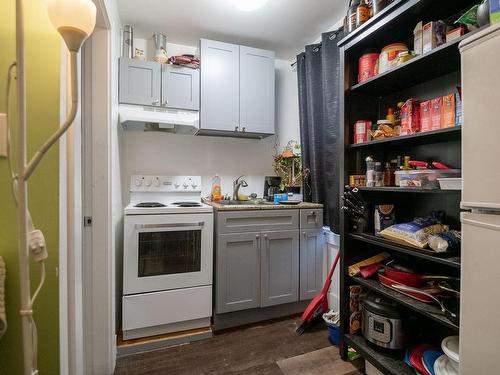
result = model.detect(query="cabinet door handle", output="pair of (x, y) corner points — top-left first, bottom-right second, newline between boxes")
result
(163, 100), (169, 106)
(242, 126), (246, 132)
(234, 126), (239, 132)
(152, 99), (159, 105)
(303, 231), (306, 236)
(264, 234), (268, 238)
(256, 234), (260, 239)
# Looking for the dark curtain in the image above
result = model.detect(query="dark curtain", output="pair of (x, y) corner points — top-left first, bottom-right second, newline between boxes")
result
(297, 29), (344, 233)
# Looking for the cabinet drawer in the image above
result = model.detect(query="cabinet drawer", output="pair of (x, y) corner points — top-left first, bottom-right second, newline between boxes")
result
(300, 209), (323, 229)
(217, 210), (299, 234)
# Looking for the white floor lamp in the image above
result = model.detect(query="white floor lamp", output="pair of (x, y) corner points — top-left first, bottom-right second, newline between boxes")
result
(12, 0), (96, 374)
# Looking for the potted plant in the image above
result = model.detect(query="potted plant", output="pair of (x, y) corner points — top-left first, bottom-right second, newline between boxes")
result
(273, 140), (309, 193)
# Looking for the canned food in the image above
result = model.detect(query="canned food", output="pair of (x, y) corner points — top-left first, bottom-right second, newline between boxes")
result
(358, 53), (379, 83)
(354, 120), (372, 144)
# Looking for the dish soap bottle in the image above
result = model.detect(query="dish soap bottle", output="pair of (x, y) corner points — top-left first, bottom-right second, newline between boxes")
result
(211, 174), (222, 202)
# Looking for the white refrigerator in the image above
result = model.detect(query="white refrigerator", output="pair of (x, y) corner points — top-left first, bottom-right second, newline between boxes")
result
(459, 23), (500, 375)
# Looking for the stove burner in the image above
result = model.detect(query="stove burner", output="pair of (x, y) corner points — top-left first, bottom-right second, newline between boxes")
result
(135, 202), (166, 208)
(172, 201), (202, 208)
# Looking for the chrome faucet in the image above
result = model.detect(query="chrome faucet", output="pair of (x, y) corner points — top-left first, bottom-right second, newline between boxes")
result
(232, 175), (248, 201)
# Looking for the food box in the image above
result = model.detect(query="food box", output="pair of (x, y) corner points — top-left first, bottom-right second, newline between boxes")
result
(414, 21), (423, 55)
(420, 100), (432, 132)
(400, 99), (420, 135)
(455, 87), (462, 126)
(442, 93), (456, 128)
(354, 120), (371, 144)
(395, 169), (461, 189)
(446, 26), (465, 43)
(491, 0), (500, 24)
(431, 97), (442, 130)
(374, 205), (396, 236)
(423, 21), (447, 53)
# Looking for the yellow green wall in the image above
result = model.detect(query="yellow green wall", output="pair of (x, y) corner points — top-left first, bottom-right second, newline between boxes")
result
(0, 0), (60, 373)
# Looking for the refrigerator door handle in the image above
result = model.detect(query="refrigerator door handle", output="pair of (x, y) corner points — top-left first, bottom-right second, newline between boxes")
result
(461, 214), (500, 232)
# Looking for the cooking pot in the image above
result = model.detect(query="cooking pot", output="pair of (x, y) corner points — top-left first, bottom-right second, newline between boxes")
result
(362, 293), (409, 350)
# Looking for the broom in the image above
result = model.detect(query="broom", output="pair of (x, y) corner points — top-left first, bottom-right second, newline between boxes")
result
(296, 251), (340, 335)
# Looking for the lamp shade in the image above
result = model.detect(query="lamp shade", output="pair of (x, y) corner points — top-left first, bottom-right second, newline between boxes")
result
(46, 0), (97, 37)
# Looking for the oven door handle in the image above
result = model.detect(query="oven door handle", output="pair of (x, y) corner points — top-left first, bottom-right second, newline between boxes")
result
(134, 222), (205, 230)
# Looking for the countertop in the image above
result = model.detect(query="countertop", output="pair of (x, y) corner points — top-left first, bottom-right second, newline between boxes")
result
(203, 199), (323, 211)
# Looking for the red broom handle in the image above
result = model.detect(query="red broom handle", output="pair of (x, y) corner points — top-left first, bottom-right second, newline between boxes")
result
(321, 251), (340, 295)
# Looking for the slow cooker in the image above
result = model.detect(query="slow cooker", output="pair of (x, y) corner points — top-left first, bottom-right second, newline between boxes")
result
(362, 293), (408, 350)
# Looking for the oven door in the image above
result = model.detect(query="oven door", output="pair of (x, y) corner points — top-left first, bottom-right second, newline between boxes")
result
(123, 213), (213, 295)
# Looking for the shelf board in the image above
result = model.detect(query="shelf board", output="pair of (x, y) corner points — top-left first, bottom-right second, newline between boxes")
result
(344, 334), (414, 375)
(354, 186), (461, 194)
(341, 0), (478, 52)
(347, 127), (461, 149)
(351, 276), (459, 331)
(348, 233), (461, 268)
(349, 29), (482, 95)
(337, 0), (406, 47)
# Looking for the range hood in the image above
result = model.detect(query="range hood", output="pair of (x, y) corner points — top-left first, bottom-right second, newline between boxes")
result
(119, 104), (199, 135)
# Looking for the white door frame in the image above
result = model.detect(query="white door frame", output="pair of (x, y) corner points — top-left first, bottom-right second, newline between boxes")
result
(59, 0), (114, 373)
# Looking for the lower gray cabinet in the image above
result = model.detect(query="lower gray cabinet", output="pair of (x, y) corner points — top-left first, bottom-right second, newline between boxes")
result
(260, 230), (300, 307)
(216, 232), (261, 314)
(299, 229), (325, 300)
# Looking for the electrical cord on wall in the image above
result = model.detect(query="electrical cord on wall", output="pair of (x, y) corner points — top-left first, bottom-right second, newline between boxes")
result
(5, 63), (46, 373)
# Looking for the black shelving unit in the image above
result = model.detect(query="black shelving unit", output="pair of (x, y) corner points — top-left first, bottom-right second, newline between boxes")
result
(344, 334), (415, 375)
(338, 1), (475, 373)
(355, 186), (460, 194)
(348, 233), (461, 268)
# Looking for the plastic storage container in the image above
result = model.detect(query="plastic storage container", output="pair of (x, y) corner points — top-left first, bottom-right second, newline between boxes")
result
(395, 169), (461, 189)
(438, 177), (462, 190)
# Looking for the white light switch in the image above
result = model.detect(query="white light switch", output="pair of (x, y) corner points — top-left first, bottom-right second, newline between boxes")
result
(0, 114), (7, 158)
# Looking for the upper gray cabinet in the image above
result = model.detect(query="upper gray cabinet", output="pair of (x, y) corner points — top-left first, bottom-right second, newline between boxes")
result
(119, 58), (161, 107)
(200, 39), (240, 132)
(119, 58), (199, 111)
(200, 39), (275, 136)
(239, 46), (275, 134)
(162, 64), (199, 111)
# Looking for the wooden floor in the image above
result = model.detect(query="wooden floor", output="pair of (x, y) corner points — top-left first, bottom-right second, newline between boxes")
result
(114, 317), (363, 375)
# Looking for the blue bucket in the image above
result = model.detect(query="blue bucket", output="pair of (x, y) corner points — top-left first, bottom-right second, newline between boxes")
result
(326, 323), (340, 346)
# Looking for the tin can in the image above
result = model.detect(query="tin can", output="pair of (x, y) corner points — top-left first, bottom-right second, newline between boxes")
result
(358, 53), (379, 82)
(122, 25), (133, 59)
(354, 120), (371, 144)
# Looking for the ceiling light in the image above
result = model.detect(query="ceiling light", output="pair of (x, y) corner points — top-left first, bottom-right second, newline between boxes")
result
(232, 0), (269, 11)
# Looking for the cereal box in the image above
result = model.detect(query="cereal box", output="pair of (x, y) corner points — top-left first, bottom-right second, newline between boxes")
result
(420, 100), (432, 132)
(442, 93), (456, 128)
(431, 97), (442, 130)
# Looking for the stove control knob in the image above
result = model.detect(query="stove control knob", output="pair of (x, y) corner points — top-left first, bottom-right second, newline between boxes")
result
(174, 182), (180, 189)
(144, 177), (152, 187)
(182, 182), (189, 189)
(154, 178), (161, 187)
(134, 178), (143, 187)
(191, 183), (198, 189)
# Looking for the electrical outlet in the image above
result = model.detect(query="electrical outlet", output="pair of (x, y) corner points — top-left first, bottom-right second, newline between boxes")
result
(0, 113), (7, 158)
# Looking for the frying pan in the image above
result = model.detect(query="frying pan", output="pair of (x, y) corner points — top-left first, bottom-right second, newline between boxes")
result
(378, 274), (441, 303)
(383, 266), (458, 289)
(392, 284), (460, 325)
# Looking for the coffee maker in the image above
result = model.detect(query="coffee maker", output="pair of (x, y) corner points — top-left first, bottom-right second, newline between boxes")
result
(263, 176), (282, 202)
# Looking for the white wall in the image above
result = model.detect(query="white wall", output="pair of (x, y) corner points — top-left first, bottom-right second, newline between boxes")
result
(121, 41), (301, 201)
(275, 58), (300, 148)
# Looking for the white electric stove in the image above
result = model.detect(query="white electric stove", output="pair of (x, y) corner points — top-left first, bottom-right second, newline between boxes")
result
(122, 175), (214, 340)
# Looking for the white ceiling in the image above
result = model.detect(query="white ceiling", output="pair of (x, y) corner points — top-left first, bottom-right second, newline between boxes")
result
(117, 0), (347, 59)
